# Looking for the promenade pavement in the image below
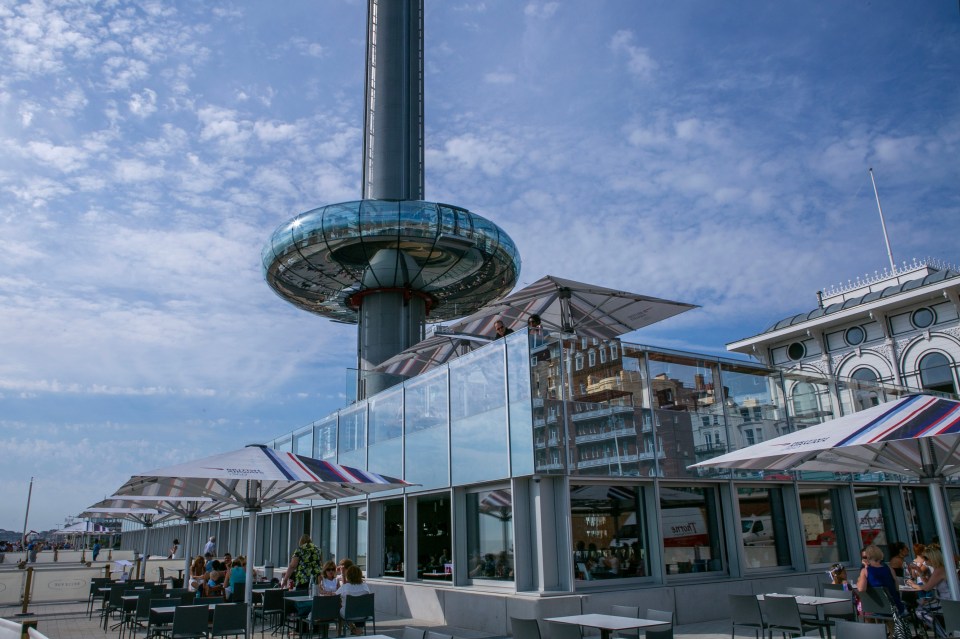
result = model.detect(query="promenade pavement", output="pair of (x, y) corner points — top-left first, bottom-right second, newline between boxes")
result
(0, 600), (734, 639)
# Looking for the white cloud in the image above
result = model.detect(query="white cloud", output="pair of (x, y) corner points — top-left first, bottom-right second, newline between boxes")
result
(484, 72), (516, 85)
(24, 140), (87, 172)
(128, 88), (157, 116)
(114, 158), (165, 182)
(254, 120), (298, 143)
(524, 2), (559, 19)
(610, 30), (658, 79)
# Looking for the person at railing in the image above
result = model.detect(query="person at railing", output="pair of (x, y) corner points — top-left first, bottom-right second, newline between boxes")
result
(494, 319), (513, 339)
(168, 539), (179, 559)
(527, 314), (549, 348)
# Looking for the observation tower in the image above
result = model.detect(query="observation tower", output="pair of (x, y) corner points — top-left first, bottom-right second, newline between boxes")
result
(262, 0), (520, 399)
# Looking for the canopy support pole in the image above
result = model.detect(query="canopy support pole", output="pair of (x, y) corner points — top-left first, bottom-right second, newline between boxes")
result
(927, 479), (960, 600)
(243, 486), (261, 639)
(142, 522), (152, 582)
(184, 516), (196, 583)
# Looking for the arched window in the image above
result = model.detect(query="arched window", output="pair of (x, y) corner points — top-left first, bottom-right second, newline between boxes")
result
(791, 382), (822, 426)
(851, 367), (882, 410)
(919, 352), (957, 395)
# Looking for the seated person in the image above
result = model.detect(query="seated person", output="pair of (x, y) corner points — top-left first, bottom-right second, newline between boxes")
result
(224, 557), (245, 598)
(335, 565), (371, 636)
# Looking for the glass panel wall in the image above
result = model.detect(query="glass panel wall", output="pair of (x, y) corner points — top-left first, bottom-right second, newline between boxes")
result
(416, 494), (451, 581)
(314, 416), (337, 461)
(293, 427), (312, 455)
(404, 369), (449, 489)
(381, 499), (404, 578)
(660, 485), (725, 574)
(339, 404), (366, 469)
(799, 485), (849, 565)
(368, 388), (403, 480)
(718, 362), (787, 456)
(507, 331), (535, 476)
(738, 484), (792, 568)
(783, 371), (835, 428)
(311, 506), (335, 565)
(648, 352), (721, 478)
(570, 483), (649, 581)
(450, 346), (509, 485)
(466, 487), (514, 581)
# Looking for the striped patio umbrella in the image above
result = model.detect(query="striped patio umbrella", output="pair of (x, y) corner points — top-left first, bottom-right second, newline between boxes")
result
(79, 502), (182, 576)
(691, 393), (960, 598)
(112, 444), (409, 638)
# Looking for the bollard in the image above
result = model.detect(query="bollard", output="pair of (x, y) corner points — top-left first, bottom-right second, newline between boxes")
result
(19, 619), (37, 639)
(17, 567), (33, 616)
(103, 564), (110, 578)
(53, 547), (58, 562)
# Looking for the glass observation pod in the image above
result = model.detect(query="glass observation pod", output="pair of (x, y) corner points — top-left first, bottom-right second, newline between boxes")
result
(124, 329), (960, 595)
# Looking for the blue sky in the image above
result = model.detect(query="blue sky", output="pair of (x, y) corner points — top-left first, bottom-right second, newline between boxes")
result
(1, 0), (958, 531)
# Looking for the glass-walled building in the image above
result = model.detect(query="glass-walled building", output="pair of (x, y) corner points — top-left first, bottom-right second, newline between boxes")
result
(124, 327), (958, 626)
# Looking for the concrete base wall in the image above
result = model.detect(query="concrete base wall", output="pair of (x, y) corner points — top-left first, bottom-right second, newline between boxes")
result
(368, 573), (829, 635)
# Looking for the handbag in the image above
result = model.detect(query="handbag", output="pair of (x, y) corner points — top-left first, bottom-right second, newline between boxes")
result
(879, 587), (912, 639)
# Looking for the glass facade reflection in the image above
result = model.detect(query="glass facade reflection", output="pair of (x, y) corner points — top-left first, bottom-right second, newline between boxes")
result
(251, 329), (947, 594)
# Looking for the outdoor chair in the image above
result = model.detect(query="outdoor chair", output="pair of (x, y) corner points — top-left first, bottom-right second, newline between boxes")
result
(510, 617), (542, 639)
(210, 603), (248, 639)
(169, 604), (210, 639)
(256, 589), (284, 638)
(941, 598), (960, 636)
(122, 590), (153, 639)
(821, 589), (857, 623)
(544, 620), (582, 639)
(784, 588), (817, 618)
(833, 620), (886, 639)
(611, 605), (641, 639)
(644, 609), (675, 639)
(194, 596), (223, 606)
(147, 598), (174, 639)
(178, 591), (196, 606)
(858, 586), (895, 624)
(764, 596), (831, 639)
(729, 594), (768, 639)
(299, 596), (340, 639)
(87, 576), (111, 618)
(341, 593), (376, 636)
(402, 627), (426, 639)
(100, 583), (128, 630)
(227, 582), (245, 603)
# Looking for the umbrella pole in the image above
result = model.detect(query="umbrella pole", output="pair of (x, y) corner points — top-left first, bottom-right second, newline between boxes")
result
(927, 480), (960, 599)
(243, 506), (259, 639)
(142, 524), (151, 582)
(184, 516), (196, 583)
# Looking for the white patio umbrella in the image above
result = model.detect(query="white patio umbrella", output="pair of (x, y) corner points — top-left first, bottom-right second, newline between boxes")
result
(691, 393), (960, 598)
(79, 502), (181, 578)
(112, 443), (410, 638)
(102, 495), (225, 581)
(51, 521), (110, 562)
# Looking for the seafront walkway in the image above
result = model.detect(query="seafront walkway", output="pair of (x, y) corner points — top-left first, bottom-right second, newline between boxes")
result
(0, 600), (733, 639)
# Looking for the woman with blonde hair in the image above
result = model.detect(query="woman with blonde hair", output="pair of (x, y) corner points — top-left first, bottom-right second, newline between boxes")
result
(857, 544), (904, 614)
(281, 534), (322, 590)
(187, 555), (206, 592)
(319, 560), (339, 594)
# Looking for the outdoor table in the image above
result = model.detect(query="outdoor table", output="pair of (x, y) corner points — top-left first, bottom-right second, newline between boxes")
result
(545, 613), (669, 639)
(758, 594), (849, 606)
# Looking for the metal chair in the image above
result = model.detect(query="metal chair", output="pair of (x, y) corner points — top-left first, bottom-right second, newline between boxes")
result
(87, 577), (111, 618)
(510, 617), (542, 639)
(544, 620), (582, 639)
(729, 594), (768, 639)
(612, 605), (641, 639)
(820, 589), (857, 623)
(941, 598), (960, 636)
(833, 620), (886, 639)
(644, 609), (675, 639)
(858, 585), (896, 624)
(228, 582), (245, 603)
(100, 583), (128, 630)
(123, 591), (153, 639)
(210, 603), (248, 639)
(169, 604), (210, 639)
(764, 596), (830, 639)
(341, 593), (376, 636)
(146, 598), (175, 639)
(256, 589), (284, 638)
(402, 627), (426, 639)
(300, 596), (341, 639)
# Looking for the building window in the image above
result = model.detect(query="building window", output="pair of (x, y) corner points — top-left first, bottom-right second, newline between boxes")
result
(575, 354), (584, 371)
(912, 307), (936, 329)
(787, 342), (806, 361)
(610, 344), (619, 360)
(381, 499), (404, 578)
(661, 485), (725, 575)
(745, 429), (755, 446)
(588, 350), (596, 367)
(845, 326), (866, 346)
(600, 348), (607, 364)
(738, 485), (792, 568)
(467, 488), (513, 581)
(919, 352), (956, 395)
(571, 484), (649, 581)
(800, 486), (849, 566)
(850, 367), (882, 410)
(417, 494), (451, 582)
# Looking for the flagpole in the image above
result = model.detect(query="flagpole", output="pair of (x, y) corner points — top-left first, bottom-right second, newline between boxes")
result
(21, 476), (34, 548)
(869, 168), (897, 273)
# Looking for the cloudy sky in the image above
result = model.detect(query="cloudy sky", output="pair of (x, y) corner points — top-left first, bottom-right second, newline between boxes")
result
(1, 0), (958, 531)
